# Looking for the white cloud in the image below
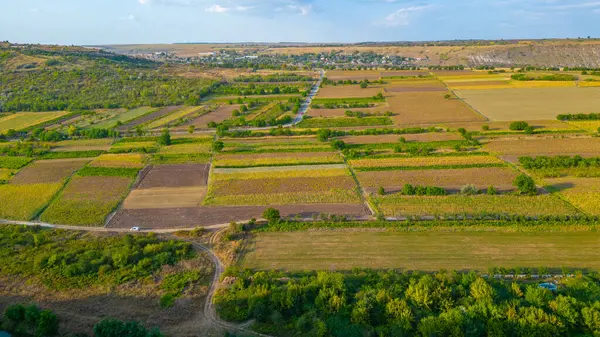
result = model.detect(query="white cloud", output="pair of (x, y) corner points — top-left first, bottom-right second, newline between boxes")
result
(287, 4), (312, 15)
(205, 4), (253, 13)
(379, 5), (430, 27)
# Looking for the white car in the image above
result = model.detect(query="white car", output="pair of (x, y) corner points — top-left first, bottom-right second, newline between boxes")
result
(130, 227), (141, 232)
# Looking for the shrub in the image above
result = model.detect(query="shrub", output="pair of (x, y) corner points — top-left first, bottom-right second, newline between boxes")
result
(481, 125), (490, 131)
(461, 184), (479, 195)
(93, 319), (164, 337)
(263, 208), (281, 224)
(524, 126), (535, 135)
(158, 129), (171, 146)
(331, 140), (346, 150)
(402, 184), (416, 195)
(212, 141), (224, 153)
(487, 186), (498, 195)
(514, 174), (537, 195)
(378, 186), (385, 196)
(509, 121), (529, 131)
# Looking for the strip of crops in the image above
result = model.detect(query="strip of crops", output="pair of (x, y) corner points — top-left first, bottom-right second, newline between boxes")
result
(354, 163), (506, 172)
(77, 166), (140, 178)
(41, 150), (105, 159)
(0, 156), (32, 169)
(297, 117), (393, 128)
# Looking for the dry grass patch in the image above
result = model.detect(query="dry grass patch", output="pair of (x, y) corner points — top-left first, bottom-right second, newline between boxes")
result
(376, 194), (578, 217)
(387, 91), (484, 125)
(242, 231), (600, 271)
(10, 158), (89, 184)
(123, 186), (207, 209)
(358, 167), (518, 193)
(89, 154), (146, 168)
(486, 137), (600, 155)
(455, 87), (600, 121)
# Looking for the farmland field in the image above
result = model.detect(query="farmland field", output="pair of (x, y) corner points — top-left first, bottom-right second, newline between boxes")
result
(567, 121), (600, 133)
(297, 116), (393, 128)
(123, 186), (207, 209)
(214, 151), (343, 167)
(184, 105), (240, 128)
(326, 70), (381, 81)
(9, 158), (89, 184)
(242, 231), (600, 271)
(349, 155), (504, 170)
(308, 105), (389, 118)
(116, 106), (182, 131)
(0, 111), (68, 133)
(109, 140), (159, 153)
(455, 87), (600, 121)
(90, 107), (156, 129)
(50, 139), (113, 152)
(158, 142), (212, 154)
(0, 183), (62, 220)
(375, 194), (578, 217)
(486, 137), (600, 155)
(0, 168), (13, 182)
(357, 167), (518, 193)
(89, 153), (146, 168)
(339, 133), (462, 144)
(317, 85), (383, 98)
(544, 177), (600, 215)
(41, 176), (133, 226)
(144, 106), (202, 129)
(137, 164), (210, 188)
(387, 91), (484, 125)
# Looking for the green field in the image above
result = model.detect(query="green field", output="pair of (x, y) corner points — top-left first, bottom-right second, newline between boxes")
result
(0, 111), (68, 133)
(242, 231), (600, 271)
(90, 107), (156, 129)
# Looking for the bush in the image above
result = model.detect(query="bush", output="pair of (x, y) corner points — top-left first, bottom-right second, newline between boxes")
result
(3, 304), (58, 336)
(401, 184), (445, 196)
(212, 141), (224, 153)
(524, 126), (535, 135)
(331, 140), (346, 150)
(514, 174), (537, 195)
(263, 208), (281, 224)
(487, 186), (498, 195)
(378, 186), (385, 196)
(509, 121), (529, 131)
(460, 184), (479, 195)
(93, 318), (164, 337)
(158, 129), (171, 146)
(481, 125), (490, 131)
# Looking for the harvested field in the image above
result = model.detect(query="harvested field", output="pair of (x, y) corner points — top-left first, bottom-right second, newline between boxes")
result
(544, 177), (600, 215)
(308, 105), (389, 118)
(116, 106), (182, 131)
(326, 70), (381, 81)
(0, 183), (62, 220)
(387, 91), (484, 125)
(486, 137), (600, 155)
(0, 111), (68, 133)
(145, 106), (202, 129)
(108, 203), (369, 228)
(137, 164), (210, 189)
(40, 176), (133, 226)
(89, 154), (146, 168)
(90, 107), (156, 129)
(242, 231), (600, 271)
(51, 139), (113, 152)
(158, 142), (212, 154)
(339, 133), (462, 144)
(357, 167), (518, 193)
(10, 158), (88, 184)
(123, 186), (207, 209)
(381, 71), (430, 77)
(317, 86), (382, 98)
(214, 152), (343, 167)
(350, 155), (504, 170)
(447, 80), (510, 88)
(186, 105), (240, 128)
(376, 195), (578, 217)
(213, 165), (348, 178)
(209, 176), (356, 196)
(385, 86), (447, 93)
(455, 87), (600, 121)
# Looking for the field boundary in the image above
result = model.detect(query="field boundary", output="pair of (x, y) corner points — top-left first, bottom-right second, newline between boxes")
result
(432, 72), (490, 122)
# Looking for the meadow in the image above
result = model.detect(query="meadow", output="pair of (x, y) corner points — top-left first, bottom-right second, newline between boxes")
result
(242, 230), (600, 271)
(0, 111), (68, 133)
(90, 107), (156, 129)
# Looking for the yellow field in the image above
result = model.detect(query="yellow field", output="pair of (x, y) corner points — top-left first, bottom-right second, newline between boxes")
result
(0, 111), (67, 133)
(349, 155), (503, 169)
(455, 87), (600, 121)
(158, 142), (212, 154)
(387, 91), (484, 125)
(123, 186), (207, 209)
(214, 152), (343, 167)
(89, 154), (146, 168)
(0, 168), (14, 182)
(213, 165), (349, 180)
(544, 177), (600, 215)
(204, 189), (361, 206)
(0, 183), (62, 220)
(51, 139), (114, 152)
(145, 106), (202, 129)
(486, 137), (600, 155)
(567, 121), (600, 133)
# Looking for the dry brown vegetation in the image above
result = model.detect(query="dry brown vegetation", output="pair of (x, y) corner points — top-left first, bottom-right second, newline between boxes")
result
(123, 186), (207, 209)
(137, 164), (210, 189)
(9, 158), (88, 184)
(317, 85), (383, 98)
(339, 133), (462, 144)
(184, 105), (240, 128)
(485, 137), (600, 155)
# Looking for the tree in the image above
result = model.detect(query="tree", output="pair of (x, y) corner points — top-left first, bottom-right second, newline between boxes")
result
(444, 94), (452, 100)
(231, 109), (240, 117)
(514, 174), (537, 195)
(158, 128), (171, 146)
(37, 309), (59, 336)
(460, 184), (478, 195)
(378, 187), (385, 196)
(212, 141), (224, 153)
(263, 208), (281, 224)
(481, 125), (490, 131)
(487, 186), (497, 195)
(509, 121), (529, 131)
(470, 277), (495, 302)
(524, 126), (535, 135)
(360, 81), (368, 89)
(187, 125), (195, 134)
(316, 129), (332, 142)
(240, 105), (249, 113)
(331, 140), (345, 150)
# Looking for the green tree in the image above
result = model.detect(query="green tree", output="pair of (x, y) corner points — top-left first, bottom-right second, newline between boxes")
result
(263, 208), (281, 224)
(158, 128), (171, 146)
(331, 140), (345, 150)
(316, 129), (332, 142)
(187, 125), (195, 134)
(487, 186), (498, 195)
(36, 309), (59, 336)
(510, 121), (529, 131)
(470, 277), (495, 302)
(378, 187), (385, 196)
(212, 141), (224, 153)
(514, 174), (537, 195)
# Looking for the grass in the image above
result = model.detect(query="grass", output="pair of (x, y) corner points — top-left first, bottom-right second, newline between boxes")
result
(349, 155), (504, 170)
(0, 168), (13, 182)
(144, 106), (201, 129)
(544, 177), (600, 215)
(375, 194), (579, 217)
(90, 107), (156, 129)
(151, 153), (211, 164)
(40, 176), (134, 226)
(0, 183), (63, 220)
(109, 141), (159, 154)
(0, 112), (68, 133)
(0, 156), (32, 169)
(77, 166), (140, 178)
(242, 231), (600, 271)
(89, 154), (146, 168)
(297, 116), (393, 128)
(455, 87), (600, 121)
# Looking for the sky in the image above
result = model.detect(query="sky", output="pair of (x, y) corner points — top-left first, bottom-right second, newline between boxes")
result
(1, 0), (600, 45)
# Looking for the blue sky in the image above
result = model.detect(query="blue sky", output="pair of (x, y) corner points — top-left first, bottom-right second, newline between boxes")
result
(1, 0), (600, 44)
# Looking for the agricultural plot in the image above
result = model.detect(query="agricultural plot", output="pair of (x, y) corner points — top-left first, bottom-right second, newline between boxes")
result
(339, 133), (462, 144)
(123, 186), (207, 209)
(158, 142), (212, 154)
(185, 105), (240, 128)
(214, 152), (343, 168)
(350, 155), (504, 170)
(9, 158), (89, 184)
(297, 116), (393, 128)
(116, 106), (182, 131)
(357, 167), (518, 193)
(204, 165), (362, 206)
(41, 175), (134, 226)
(48, 109), (126, 131)
(0, 111), (68, 133)
(375, 194), (578, 217)
(109, 140), (159, 153)
(455, 87), (600, 121)
(0, 168), (14, 182)
(90, 107), (156, 129)
(144, 106), (202, 129)
(486, 137), (600, 156)
(50, 139), (113, 152)
(222, 139), (330, 153)
(384, 80), (447, 93)
(317, 86), (383, 98)
(89, 154), (146, 168)
(308, 104), (389, 118)
(567, 121), (600, 133)
(136, 164), (210, 189)
(0, 156), (32, 169)
(387, 91), (484, 125)
(326, 70), (381, 81)
(544, 177), (600, 215)
(242, 231), (600, 271)
(0, 183), (62, 220)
